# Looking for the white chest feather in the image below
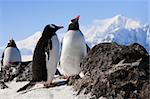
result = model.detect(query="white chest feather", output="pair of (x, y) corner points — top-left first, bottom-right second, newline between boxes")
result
(60, 30), (87, 76)
(46, 35), (60, 81)
(3, 47), (21, 66)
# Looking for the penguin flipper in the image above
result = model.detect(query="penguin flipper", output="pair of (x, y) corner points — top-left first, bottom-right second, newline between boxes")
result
(49, 39), (52, 50)
(86, 44), (90, 53)
(1, 49), (5, 66)
(17, 81), (36, 92)
(45, 39), (52, 60)
(45, 47), (50, 60)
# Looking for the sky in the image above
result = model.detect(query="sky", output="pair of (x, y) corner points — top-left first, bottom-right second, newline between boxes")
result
(0, 0), (149, 46)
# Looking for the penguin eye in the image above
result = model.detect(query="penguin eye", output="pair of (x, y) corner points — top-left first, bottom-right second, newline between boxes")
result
(71, 19), (76, 22)
(69, 21), (72, 24)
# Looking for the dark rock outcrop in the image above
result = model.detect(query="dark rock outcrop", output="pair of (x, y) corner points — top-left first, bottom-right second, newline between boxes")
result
(15, 62), (32, 82)
(69, 42), (149, 99)
(0, 61), (32, 82)
(0, 61), (62, 82)
(0, 81), (8, 89)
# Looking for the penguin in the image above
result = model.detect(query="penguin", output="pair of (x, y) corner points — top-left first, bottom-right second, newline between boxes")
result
(60, 16), (88, 78)
(1, 39), (21, 66)
(32, 24), (64, 86)
(17, 24), (63, 92)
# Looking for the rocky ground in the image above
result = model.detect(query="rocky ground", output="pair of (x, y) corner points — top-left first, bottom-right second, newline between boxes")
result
(0, 61), (32, 89)
(0, 61), (32, 82)
(68, 42), (150, 99)
(0, 81), (8, 89)
(0, 42), (149, 99)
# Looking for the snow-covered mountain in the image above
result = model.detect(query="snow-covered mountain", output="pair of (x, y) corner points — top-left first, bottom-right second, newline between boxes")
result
(17, 32), (42, 55)
(83, 15), (149, 50)
(0, 15), (149, 61)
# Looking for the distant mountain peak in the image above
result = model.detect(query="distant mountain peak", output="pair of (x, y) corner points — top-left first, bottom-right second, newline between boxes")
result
(112, 14), (126, 20)
(90, 14), (141, 35)
(84, 15), (149, 53)
(110, 14), (141, 29)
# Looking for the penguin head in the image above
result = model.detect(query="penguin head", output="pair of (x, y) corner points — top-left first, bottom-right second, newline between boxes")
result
(50, 24), (64, 32)
(42, 24), (63, 37)
(68, 15), (80, 31)
(6, 38), (17, 47)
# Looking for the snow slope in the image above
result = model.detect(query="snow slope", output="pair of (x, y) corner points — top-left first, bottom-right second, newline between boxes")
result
(0, 15), (149, 61)
(0, 81), (72, 99)
(0, 80), (90, 99)
(17, 32), (42, 55)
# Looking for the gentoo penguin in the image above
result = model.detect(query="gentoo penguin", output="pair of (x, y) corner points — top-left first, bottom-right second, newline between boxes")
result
(1, 39), (21, 66)
(32, 24), (63, 85)
(17, 24), (63, 92)
(60, 16), (87, 77)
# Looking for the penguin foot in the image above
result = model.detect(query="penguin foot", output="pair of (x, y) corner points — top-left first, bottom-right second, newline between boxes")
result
(34, 83), (44, 88)
(43, 81), (54, 88)
(63, 75), (69, 79)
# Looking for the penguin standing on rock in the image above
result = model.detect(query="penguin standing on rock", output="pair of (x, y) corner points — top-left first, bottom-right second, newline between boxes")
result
(60, 16), (87, 78)
(17, 24), (63, 92)
(1, 39), (21, 66)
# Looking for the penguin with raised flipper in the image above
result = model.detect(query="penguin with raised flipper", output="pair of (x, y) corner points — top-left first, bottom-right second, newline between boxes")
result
(17, 24), (63, 92)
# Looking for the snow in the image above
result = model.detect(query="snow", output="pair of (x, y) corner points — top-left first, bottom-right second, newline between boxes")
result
(0, 81), (66, 99)
(0, 80), (90, 99)
(22, 55), (32, 62)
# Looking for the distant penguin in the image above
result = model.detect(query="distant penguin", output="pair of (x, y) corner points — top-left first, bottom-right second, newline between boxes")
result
(17, 24), (63, 92)
(1, 39), (21, 66)
(60, 16), (88, 77)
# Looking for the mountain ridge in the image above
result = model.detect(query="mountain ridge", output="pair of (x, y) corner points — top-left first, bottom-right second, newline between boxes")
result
(0, 15), (149, 61)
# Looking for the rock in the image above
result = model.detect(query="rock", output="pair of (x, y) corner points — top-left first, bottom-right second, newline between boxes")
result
(0, 81), (8, 89)
(70, 42), (149, 99)
(1, 64), (18, 82)
(68, 75), (81, 85)
(0, 61), (32, 82)
(0, 60), (63, 83)
(0, 71), (2, 80)
(15, 62), (32, 82)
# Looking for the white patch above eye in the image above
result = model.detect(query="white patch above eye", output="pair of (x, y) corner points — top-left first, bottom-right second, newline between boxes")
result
(49, 24), (55, 28)
(69, 21), (72, 24)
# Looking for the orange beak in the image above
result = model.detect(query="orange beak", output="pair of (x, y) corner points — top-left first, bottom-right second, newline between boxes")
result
(76, 15), (80, 20)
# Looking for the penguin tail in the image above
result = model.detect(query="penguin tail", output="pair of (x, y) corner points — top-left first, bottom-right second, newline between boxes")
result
(17, 81), (36, 92)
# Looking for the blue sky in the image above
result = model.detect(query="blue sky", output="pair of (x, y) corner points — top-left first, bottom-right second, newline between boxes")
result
(0, 0), (149, 46)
